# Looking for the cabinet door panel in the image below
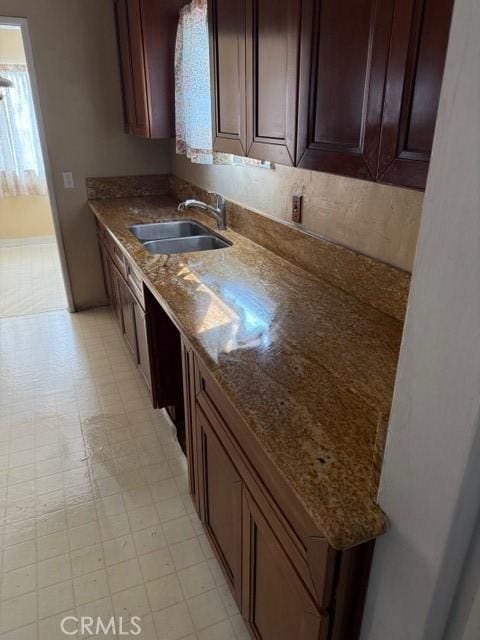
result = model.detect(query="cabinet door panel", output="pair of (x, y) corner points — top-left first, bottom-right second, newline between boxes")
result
(109, 260), (124, 329)
(181, 341), (200, 512)
(134, 303), (151, 390)
(126, 0), (150, 137)
(115, 0), (136, 134)
(242, 490), (328, 640)
(209, 0), (247, 155)
(245, 0), (300, 164)
(99, 242), (112, 302)
(297, 0), (394, 179)
(196, 406), (242, 606)
(119, 278), (138, 361)
(377, 0), (453, 188)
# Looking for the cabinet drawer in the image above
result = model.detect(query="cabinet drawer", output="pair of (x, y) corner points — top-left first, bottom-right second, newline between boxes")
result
(125, 260), (145, 308)
(104, 232), (127, 278)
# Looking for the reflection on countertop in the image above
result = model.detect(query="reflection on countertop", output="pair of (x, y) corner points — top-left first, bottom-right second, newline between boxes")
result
(89, 194), (404, 550)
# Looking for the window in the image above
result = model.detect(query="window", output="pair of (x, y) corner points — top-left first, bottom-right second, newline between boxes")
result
(174, 0), (271, 169)
(0, 64), (46, 197)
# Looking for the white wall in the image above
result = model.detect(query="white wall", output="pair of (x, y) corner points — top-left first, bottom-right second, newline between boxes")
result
(361, 0), (480, 638)
(0, 0), (171, 309)
(443, 515), (480, 640)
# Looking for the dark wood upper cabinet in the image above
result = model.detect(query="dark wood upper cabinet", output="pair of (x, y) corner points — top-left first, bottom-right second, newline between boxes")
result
(245, 0), (301, 165)
(377, 0), (454, 189)
(116, 0), (137, 133)
(296, 0), (395, 180)
(115, 0), (184, 138)
(209, 0), (247, 155)
(208, 0), (452, 189)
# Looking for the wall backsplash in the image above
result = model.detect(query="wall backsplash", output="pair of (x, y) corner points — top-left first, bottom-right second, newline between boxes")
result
(171, 143), (424, 272)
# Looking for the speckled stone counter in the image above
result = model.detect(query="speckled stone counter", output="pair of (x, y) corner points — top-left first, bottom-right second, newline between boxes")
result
(89, 195), (404, 550)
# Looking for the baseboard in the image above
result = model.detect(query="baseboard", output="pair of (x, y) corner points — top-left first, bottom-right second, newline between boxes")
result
(0, 235), (56, 247)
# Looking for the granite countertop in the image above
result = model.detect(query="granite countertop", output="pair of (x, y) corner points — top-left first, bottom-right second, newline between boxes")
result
(89, 195), (404, 550)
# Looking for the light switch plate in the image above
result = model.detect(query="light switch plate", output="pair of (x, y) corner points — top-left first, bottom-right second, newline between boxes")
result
(62, 171), (74, 189)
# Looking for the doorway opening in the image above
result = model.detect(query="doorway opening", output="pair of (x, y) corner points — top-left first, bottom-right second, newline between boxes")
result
(0, 19), (72, 317)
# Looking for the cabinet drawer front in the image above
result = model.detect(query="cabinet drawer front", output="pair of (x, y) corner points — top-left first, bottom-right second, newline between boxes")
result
(104, 233), (127, 278)
(126, 260), (145, 308)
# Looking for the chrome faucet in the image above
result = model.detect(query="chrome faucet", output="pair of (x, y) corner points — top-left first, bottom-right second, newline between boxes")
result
(177, 192), (226, 230)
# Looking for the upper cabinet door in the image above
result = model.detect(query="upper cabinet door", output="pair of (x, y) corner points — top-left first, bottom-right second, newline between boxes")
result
(115, 0), (182, 139)
(115, 0), (138, 134)
(377, 0), (454, 189)
(245, 0), (301, 165)
(126, 0), (150, 137)
(296, 0), (394, 180)
(209, 0), (247, 155)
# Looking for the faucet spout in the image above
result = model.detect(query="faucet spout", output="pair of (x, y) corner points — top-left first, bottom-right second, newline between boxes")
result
(177, 193), (226, 230)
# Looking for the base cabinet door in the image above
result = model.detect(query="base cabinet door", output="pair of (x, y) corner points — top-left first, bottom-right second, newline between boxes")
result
(109, 260), (124, 329)
(99, 242), (112, 302)
(181, 341), (200, 513)
(242, 489), (328, 640)
(196, 406), (243, 606)
(134, 303), (151, 390)
(118, 277), (138, 361)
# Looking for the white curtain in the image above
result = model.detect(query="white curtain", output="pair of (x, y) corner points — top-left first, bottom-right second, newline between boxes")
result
(175, 0), (214, 163)
(0, 65), (47, 197)
(174, 0), (234, 165)
(174, 1), (271, 169)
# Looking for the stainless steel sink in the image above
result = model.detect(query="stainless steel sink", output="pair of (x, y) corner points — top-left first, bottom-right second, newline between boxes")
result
(130, 219), (231, 255)
(129, 220), (212, 241)
(143, 234), (231, 255)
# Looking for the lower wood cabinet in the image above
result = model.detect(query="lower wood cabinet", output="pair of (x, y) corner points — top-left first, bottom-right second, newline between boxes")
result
(133, 303), (151, 390)
(195, 406), (243, 606)
(194, 395), (328, 638)
(97, 224), (159, 405)
(95, 220), (374, 639)
(108, 258), (124, 329)
(242, 488), (327, 640)
(180, 340), (375, 640)
(118, 276), (138, 360)
(181, 341), (198, 506)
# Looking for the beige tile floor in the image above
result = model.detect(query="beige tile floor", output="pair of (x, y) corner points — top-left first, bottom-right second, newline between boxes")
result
(0, 307), (249, 640)
(0, 241), (67, 318)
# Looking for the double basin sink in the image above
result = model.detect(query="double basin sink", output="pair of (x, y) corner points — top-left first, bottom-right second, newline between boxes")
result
(130, 220), (231, 255)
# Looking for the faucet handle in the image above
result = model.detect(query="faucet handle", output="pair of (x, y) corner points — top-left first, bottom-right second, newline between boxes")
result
(207, 191), (224, 209)
(177, 201), (186, 212)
